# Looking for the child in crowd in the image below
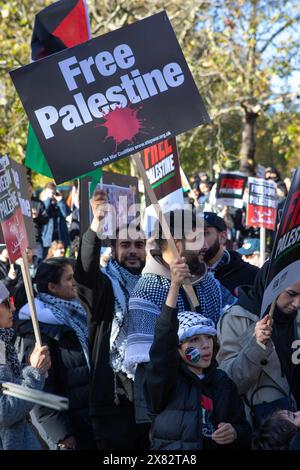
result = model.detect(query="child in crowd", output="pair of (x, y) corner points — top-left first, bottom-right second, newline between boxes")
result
(143, 257), (251, 450)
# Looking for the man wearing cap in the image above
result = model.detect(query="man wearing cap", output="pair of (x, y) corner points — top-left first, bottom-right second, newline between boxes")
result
(203, 212), (259, 295)
(238, 238), (261, 268)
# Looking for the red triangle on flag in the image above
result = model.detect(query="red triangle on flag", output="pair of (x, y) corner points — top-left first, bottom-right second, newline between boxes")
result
(53, 0), (90, 47)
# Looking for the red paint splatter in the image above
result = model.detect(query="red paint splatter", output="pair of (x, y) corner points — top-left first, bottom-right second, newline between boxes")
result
(95, 106), (144, 149)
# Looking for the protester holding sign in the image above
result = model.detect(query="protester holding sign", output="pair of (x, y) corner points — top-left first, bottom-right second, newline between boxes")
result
(217, 261), (300, 429)
(124, 208), (236, 425)
(0, 281), (51, 450)
(142, 258), (251, 450)
(75, 190), (150, 450)
(15, 258), (95, 450)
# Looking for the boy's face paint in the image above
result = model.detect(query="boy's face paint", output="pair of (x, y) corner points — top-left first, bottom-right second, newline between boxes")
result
(179, 334), (213, 371)
(185, 346), (201, 363)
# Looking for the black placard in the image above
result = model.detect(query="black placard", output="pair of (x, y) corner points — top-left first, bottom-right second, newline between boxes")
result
(10, 11), (210, 184)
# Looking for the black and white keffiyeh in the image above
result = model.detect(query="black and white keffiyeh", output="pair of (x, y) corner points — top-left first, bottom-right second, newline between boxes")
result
(38, 293), (90, 370)
(177, 311), (217, 343)
(102, 258), (140, 378)
(125, 271), (223, 376)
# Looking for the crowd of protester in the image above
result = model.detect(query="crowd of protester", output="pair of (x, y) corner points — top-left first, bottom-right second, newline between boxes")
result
(1, 165), (300, 451)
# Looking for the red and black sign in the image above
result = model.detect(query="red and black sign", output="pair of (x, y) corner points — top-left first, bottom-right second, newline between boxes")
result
(10, 11), (210, 184)
(141, 137), (181, 206)
(261, 166), (300, 313)
(246, 177), (277, 230)
(216, 172), (248, 208)
(0, 155), (29, 262)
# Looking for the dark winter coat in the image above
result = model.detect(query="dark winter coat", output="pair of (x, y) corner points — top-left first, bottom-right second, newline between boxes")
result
(41, 198), (70, 248)
(14, 320), (95, 449)
(74, 228), (132, 417)
(143, 305), (252, 450)
(214, 250), (259, 295)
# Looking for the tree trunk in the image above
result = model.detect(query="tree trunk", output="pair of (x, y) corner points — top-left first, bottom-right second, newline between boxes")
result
(239, 109), (258, 173)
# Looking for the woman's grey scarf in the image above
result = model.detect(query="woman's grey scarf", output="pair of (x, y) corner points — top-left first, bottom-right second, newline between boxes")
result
(0, 328), (21, 377)
(38, 293), (90, 370)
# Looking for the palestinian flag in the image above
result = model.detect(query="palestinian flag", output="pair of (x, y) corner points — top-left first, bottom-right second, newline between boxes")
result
(25, 0), (102, 189)
(30, 0), (90, 61)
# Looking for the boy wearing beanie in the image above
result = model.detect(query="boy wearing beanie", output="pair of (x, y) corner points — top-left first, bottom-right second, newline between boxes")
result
(143, 257), (251, 450)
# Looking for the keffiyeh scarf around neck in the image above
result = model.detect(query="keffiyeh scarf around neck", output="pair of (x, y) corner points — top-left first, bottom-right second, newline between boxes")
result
(102, 258), (140, 377)
(0, 328), (21, 377)
(38, 293), (90, 370)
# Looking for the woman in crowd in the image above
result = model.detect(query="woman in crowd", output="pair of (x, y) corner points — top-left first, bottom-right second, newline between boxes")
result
(0, 281), (51, 450)
(14, 258), (95, 450)
(217, 261), (300, 429)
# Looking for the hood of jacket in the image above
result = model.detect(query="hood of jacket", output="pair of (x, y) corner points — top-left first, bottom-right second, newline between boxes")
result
(216, 250), (245, 273)
(180, 356), (218, 385)
(236, 259), (270, 316)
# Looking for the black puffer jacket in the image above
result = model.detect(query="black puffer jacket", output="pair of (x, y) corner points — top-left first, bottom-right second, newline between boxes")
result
(14, 320), (95, 449)
(143, 305), (252, 450)
(214, 250), (259, 295)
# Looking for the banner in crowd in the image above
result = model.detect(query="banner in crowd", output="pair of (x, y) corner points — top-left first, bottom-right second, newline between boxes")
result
(0, 155), (29, 262)
(246, 177), (277, 230)
(10, 11), (210, 184)
(215, 172), (248, 208)
(89, 182), (137, 237)
(80, 171), (139, 237)
(261, 166), (300, 314)
(141, 137), (184, 235)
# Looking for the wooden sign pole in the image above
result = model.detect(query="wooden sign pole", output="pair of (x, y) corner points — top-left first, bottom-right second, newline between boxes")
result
(19, 252), (42, 347)
(257, 299), (276, 350)
(132, 153), (199, 309)
(260, 226), (266, 266)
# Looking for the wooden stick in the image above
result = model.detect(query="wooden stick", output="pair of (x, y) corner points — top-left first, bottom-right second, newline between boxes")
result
(19, 252), (42, 347)
(260, 227), (266, 266)
(132, 153), (199, 309)
(267, 298), (277, 322)
(257, 299), (277, 350)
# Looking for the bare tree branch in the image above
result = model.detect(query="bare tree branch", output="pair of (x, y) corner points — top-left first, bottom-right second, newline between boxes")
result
(259, 15), (300, 54)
